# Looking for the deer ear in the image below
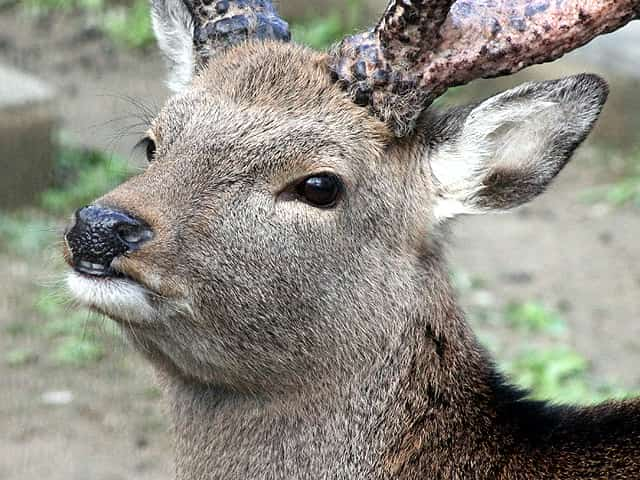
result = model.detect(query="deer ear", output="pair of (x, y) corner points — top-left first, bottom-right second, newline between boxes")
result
(150, 0), (196, 93)
(428, 74), (608, 221)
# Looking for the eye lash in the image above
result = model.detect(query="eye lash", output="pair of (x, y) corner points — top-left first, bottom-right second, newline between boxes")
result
(133, 136), (152, 152)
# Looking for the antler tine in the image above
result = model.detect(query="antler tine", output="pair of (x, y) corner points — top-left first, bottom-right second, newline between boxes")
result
(331, 0), (640, 137)
(330, 0), (457, 136)
(422, 1), (639, 105)
(375, 0), (456, 58)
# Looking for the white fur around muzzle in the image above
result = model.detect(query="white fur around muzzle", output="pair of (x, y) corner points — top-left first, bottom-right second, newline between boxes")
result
(66, 272), (156, 323)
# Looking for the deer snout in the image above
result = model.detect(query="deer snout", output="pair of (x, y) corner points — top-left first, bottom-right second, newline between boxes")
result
(65, 205), (153, 277)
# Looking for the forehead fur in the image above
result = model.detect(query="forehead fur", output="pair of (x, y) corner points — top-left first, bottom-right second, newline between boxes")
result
(152, 42), (392, 166)
(197, 41), (386, 129)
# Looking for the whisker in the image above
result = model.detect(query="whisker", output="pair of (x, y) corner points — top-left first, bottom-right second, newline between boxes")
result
(78, 92), (161, 160)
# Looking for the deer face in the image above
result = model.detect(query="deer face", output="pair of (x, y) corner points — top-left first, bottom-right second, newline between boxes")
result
(64, 1), (611, 392)
(65, 43), (431, 390)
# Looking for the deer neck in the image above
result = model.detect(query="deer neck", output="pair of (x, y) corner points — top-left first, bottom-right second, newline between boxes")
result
(154, 261), (640, 479)
(153, 258), (509, 479)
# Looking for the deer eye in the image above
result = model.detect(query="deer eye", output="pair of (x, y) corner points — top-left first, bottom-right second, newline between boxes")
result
(295, 174), (341, 208)
(144, 138), (157, 162)
(136, 137), (157, 163)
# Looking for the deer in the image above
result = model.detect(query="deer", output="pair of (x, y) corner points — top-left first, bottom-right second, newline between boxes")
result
(62, 0), (640, 478)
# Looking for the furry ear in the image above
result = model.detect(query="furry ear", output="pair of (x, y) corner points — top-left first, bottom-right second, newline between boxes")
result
(427, 74), (609, 221)
(150, 0), (196, 93)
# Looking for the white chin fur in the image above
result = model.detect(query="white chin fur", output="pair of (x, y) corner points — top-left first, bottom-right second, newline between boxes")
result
(66, 272), (155, 323)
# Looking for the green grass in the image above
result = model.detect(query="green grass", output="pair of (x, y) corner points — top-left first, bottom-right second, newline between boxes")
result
(582, 147), (640, 208)
(292, 0), (365, 50)
(5, 348), (38, 367)
(22, 0), (368, 51)
(503, 345), (632, 404)
(52, 336), (105, 366)
(22, 0), (155, 49)
(104, 0), (154, 49)
(583, 176), (640, 208)
(0, 212), (56, 257)
(498, 302), (633, 404)
(455, 270), (635, 405)
(41, 144), (134, 215)
(36, 289), (119, 367)
(3, 288), (119, 368)
(1, 143), (133, 368)
(0, 143), (133, 256)
(504, 301), (567, 337)
(23, 0), (103, 12)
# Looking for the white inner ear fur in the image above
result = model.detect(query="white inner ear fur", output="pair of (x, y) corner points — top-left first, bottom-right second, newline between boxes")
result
(430, 97), (561, 221)
(151, 0), (196, 93)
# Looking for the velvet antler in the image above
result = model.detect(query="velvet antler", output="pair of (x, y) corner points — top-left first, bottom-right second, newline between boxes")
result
(186, 0), (290, 63)
(330, 0), (640, 136)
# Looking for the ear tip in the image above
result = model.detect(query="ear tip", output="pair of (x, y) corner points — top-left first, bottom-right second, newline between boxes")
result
(560, 74), (609, 116)
(572, 73), (610, 106)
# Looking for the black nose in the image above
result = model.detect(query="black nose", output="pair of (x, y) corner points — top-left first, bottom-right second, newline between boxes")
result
(65, 205), (153, 277)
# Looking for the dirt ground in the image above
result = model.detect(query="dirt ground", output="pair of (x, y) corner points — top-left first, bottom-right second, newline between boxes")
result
(0, 7), (639, 480)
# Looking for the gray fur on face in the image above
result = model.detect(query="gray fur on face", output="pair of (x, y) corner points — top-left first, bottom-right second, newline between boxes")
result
(100, 42), (431, 393)
(66, 24), (633, 479)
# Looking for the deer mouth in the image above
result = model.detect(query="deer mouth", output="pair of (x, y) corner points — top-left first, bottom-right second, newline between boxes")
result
(66, 260), (157, 325)
(62, 237), (150, 290)
(74, 259), (128, 279)
(64, 247), (144, 287)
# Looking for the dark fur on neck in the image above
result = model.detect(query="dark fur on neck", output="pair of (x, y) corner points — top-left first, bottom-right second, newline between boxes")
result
(150, 257), (640, 479)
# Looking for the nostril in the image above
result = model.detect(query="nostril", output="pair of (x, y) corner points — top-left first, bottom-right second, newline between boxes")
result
(115, 221), (153, 248)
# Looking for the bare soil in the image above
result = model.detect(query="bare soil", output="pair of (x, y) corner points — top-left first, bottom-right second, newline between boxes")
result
(0, 7), (638, 480)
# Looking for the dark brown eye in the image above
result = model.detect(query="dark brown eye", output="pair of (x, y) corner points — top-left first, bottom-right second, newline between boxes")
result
(144, 138), (157, 162)
(136, 137), (157, 163)
(296, 174), (341, 208)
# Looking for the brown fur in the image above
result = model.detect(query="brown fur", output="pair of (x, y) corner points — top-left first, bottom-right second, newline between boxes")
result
(65, 40), (640, 479)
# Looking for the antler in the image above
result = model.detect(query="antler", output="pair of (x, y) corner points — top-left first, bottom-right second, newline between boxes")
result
(330, 0), (640, 136)
(186, 0), (290, 63)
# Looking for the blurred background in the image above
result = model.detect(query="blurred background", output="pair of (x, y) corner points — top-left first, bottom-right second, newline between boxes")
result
(0, 1), (638, 478)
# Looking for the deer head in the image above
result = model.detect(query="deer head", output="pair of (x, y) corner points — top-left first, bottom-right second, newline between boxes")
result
(64, 0), (636, 393)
